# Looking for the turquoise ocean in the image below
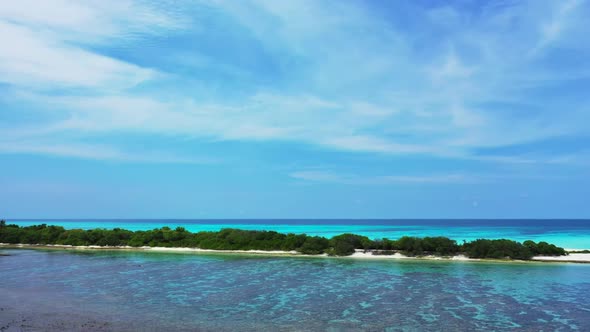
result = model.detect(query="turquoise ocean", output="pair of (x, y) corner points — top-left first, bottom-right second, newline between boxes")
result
(2, 219), (589, 330)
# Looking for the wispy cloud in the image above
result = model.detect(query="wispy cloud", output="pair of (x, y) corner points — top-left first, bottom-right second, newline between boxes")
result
(0, 1), (185, 91)
(289, 167), (568, 186)
(0, 20), (154, 89)
(0, 0), (589, 166)
(289, 170), (477, 185)
(0, 140), (215, 164)
(529, 0), (584, 55)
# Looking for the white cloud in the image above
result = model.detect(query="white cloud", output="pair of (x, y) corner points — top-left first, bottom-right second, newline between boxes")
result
(0, 0), (184, 90)
(289, 170), (477, 185)
(0, 0), (588, 165)
(8, 92), (447, 156)
(289, 167), (566, 186)
(289, 171), (343, 182)
(0, 21), (154, 89)
(530, 0), (584, 55)
(0, 140), (215, 164)
(428, 52), (475, 81)
(0, 0), (186, 41)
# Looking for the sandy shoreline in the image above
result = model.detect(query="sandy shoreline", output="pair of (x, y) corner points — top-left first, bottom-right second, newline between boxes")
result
(2, 243), (590, 263)
(531, 254), (590, 263)
(0, 243), (308, 256)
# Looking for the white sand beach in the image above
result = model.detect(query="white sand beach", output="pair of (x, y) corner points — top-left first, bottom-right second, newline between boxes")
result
(2, 243), (590, 263)
(532, 253), (590, 263)
(346, 251), (474, 261)
(346, 250), (590, 263)
(145, 246), (300, 255)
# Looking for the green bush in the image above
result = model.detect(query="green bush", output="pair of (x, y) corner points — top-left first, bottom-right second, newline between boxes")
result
(299, 236), (330, 254)
(0, 223), (567, 260)
(462, 239), (533, 260)
(523, 240), (567, 256)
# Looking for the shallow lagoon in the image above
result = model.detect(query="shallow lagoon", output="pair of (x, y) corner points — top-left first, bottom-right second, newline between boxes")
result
(1, 249), (589, 331)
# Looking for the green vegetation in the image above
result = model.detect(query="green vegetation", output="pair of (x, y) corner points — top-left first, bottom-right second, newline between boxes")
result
(567, 249), (590, 254)
(386, 236), (460, 256)
(0, 223), (568, 260)
(463, 239), (533, 260)
(328, 234), (373, 256)
(523, 240), (567, 256)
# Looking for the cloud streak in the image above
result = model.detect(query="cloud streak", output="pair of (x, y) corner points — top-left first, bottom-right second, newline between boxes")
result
(0, 0), (588, 167)
(289, 170), (477, 185)
(0, 140), (215, 164)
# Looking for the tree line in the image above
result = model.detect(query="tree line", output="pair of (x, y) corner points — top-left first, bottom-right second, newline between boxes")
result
(0, 222), (567, 259)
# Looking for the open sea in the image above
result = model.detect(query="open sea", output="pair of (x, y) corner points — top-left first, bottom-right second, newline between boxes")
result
(2, 219), (590, 331)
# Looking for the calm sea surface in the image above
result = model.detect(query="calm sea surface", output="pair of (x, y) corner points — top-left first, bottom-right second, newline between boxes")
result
(9, 219), (590, 249)
(1, 249), (589, 331)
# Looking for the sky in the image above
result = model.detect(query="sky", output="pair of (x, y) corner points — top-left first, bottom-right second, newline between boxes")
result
(1, 0), (589, 219)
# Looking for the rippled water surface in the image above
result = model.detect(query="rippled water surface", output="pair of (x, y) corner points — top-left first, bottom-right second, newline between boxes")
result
(1, 249), (589, 331)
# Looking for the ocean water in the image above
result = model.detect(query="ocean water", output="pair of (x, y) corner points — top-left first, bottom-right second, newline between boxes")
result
(9, 219), (590, 249)
(1, 249), (589, 331)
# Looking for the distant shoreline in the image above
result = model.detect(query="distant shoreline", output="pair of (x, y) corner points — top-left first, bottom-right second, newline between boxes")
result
(2, 243), (590, 264)
(8, 219), (589, 251)
(0, 223), (577, 260)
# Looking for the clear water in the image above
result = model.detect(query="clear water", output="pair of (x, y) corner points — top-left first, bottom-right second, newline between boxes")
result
(1, 249), (589, 331)
(9, 219), (590, 249)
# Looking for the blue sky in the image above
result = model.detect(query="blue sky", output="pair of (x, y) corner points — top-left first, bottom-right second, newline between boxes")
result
(1, 0), (589, 218)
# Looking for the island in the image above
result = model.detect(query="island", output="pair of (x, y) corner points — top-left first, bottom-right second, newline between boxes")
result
(0, 221), (573, 261)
